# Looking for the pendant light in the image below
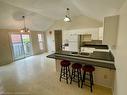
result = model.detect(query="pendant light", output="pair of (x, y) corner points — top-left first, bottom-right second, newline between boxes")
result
(64, 8), (71, 22)
(20, 16), (30, 33)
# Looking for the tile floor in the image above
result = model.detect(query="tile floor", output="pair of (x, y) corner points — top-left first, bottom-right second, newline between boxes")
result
(0, 53), (112, 95)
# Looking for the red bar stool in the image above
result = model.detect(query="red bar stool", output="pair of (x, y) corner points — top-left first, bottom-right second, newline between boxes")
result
(59, 60), (71, 84)
(70, 63), (82, 87)
(81, 65), (95, 92)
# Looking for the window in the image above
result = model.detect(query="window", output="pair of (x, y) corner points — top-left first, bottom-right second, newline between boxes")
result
(38, 34), (43, 50)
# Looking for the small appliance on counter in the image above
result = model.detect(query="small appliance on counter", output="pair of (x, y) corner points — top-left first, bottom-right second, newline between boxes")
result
(80, 44), (110, 54)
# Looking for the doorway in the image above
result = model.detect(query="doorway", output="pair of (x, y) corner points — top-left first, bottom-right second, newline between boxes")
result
(54, 30), (62, 52)
(11, 34), (33, 60)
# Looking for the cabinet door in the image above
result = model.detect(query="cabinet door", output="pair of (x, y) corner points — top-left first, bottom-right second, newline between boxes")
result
(80, 34), (92, 42)
(103, 15), (119, 48)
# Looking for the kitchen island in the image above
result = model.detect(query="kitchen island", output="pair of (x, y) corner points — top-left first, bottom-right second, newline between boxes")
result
(47, 51), (115, 70)
(47, 51), (115, 88)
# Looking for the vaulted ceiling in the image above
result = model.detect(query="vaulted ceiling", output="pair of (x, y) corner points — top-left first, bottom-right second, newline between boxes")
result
(0, 0), (126, 31)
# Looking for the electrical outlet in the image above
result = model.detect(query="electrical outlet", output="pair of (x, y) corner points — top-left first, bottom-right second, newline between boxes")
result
(104, 74), (108, 79)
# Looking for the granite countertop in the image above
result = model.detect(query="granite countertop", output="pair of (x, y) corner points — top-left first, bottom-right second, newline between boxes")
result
(47, 51), (115, 70)
(55, 51), (114, 62)
(81, 44), (109, 49)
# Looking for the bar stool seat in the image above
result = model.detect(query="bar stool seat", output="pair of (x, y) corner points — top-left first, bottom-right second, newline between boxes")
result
(82, 65), (95, 72)
(60, 60), (71, 84)
(61, 60), (71, 67)
(81, 65), (95, 92)
(72, 63), (82, 69)
(70, 63), (82, 87)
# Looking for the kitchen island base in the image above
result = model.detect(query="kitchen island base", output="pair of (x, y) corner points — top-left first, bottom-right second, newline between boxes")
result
(56, 59), (115, 89)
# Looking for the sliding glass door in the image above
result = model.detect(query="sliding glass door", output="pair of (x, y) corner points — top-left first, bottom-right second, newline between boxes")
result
(11, 34), (33, 60)
(11, 34), (24, 60)
(22, 34), (33, 57)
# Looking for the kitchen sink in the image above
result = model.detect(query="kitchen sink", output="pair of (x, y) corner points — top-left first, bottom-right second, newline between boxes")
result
(80, 52), (90, 56)
(71, 52), (90, 56)
(71, 52), (78, 54)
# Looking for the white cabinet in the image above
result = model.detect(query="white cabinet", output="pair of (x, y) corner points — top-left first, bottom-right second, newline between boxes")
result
(103, 15), (119, 48)
(80, 34), (92, 42)
(99, 27), (103, 40)
(62, 28), (102, 51)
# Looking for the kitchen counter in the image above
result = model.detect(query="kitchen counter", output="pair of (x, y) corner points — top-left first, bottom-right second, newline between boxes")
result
(82, 44), (109, 49)
(47, 51), (115, 70)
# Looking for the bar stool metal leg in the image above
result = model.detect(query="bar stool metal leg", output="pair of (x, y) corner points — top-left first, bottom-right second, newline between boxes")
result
(91, 73), (94, 85)
(81, 65), (95, 92)
(81, 71), (86, 88)
(65, 67), (68, 84)
(70, 68), (82, 87)
(77, 69), (80, 87)
(60, 67), (63, 81)
(68, 66), (71, 78)
(70, 69), (73, 84)
(59, 60), (71, 84)
(90, 72), (93, 92)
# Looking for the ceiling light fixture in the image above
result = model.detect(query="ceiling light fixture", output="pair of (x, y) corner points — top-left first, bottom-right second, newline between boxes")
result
(20, 16), (30, 33)
(64, 8), (71, 22)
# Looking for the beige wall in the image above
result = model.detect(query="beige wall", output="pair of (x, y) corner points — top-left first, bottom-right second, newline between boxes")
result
(31, 31), (46, 55)
(0, 29), (45, 66)
(113, 0), (127, 95)
(0, 29), (13, 66)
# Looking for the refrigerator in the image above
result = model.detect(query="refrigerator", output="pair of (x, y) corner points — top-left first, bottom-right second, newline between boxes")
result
(68, 34), (79, 52)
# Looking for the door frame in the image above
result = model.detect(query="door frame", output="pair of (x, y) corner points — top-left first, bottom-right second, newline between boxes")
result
(9, 32), (33, 61)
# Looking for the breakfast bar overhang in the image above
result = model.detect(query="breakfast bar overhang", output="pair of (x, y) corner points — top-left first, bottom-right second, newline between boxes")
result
(47, 51), (115, 70)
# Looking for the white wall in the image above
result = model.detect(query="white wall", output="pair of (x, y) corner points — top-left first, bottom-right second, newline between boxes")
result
(99, 27), (103, 40)
(113, 0), (127, 95)
(49, 15), (102, 30)
(46, 15), (102, 52)
(62, 28), (100, 44)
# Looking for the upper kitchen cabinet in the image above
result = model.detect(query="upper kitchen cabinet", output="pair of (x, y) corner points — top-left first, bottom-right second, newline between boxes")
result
(80, 34), (92, 42)
(103, 15), (119, 49)
(99, 27), (103, 40)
